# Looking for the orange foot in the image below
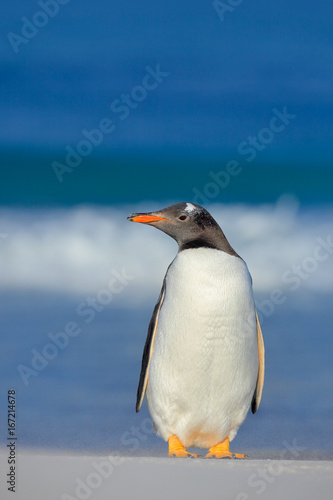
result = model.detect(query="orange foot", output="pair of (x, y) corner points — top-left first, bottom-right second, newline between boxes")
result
(168, 435), (198, 458)
(206, 437), (249, 459)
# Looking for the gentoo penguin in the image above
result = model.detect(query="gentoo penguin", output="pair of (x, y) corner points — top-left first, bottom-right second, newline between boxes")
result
(127, 202), (264, 458)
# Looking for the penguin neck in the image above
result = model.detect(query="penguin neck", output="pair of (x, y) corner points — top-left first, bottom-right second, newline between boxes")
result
(178, 231), (240, 258)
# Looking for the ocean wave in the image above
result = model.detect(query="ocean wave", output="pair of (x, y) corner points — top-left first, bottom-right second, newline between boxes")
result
(0, 199), (332, 305)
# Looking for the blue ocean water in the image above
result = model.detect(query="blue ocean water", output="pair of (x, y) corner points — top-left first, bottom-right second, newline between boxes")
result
(1, 0), (333, 207)
(0, 0), (332, 456)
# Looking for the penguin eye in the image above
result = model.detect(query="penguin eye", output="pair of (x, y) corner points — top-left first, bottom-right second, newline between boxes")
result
(178, 215), (187, 221)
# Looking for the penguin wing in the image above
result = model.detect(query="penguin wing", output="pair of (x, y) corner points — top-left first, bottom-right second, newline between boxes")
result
(251, 309), (265, 414)
(135, 279), (166, 413)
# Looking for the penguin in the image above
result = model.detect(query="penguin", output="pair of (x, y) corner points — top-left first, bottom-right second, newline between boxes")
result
(127, 202), (264, 458)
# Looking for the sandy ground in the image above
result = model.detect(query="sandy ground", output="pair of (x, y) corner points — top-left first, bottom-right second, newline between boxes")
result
(0, 450), (332, 500)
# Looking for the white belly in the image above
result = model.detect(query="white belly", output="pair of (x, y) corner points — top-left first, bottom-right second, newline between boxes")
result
(146, 248), (258, 448)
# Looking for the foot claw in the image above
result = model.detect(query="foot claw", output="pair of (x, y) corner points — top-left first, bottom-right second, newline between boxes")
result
(168, 435), (198, 458)
(205, 437), (249, 459)
(169, 451), (198, 458)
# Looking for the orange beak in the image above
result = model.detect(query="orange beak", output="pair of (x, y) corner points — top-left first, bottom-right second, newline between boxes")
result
(127, 214), (168, 224)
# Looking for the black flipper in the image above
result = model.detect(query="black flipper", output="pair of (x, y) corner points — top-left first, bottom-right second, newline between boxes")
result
(136, 278), (166, 412)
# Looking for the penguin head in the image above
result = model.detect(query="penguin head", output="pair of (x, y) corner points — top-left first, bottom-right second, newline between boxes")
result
(127, 202), (237, 254)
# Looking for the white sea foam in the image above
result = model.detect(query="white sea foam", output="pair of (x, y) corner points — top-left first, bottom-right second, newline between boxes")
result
(0, 199), (332, 305)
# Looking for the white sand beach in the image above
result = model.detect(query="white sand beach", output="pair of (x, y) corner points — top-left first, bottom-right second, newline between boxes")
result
(1, 450), (332, 500)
